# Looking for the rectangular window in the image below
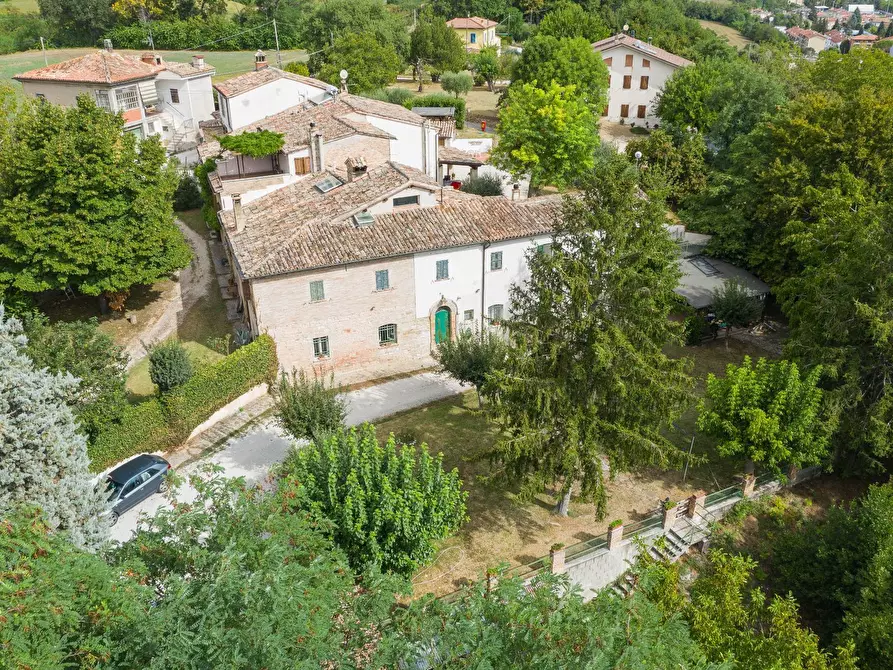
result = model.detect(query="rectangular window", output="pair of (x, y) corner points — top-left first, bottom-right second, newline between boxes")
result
(170, 88), (180, 104)
(470, 32), (477, 43)
(312, 336), (330, 358)
(393, 194), (420, 208)
(378, 323), (397, 345)
(488, 304), (504, 323)
(115, 86), (140, 111)
(464, 309), (474, 321)
(620, 104), (630, 118)
(436, 259), (449, 281)
(490, 251), (503, 270)
(642, 58), (651, 68)
(623, 75), (632, 89)
(375, 269), (389, 291)
(294, 156), (311, 174)
(537, 243), (553, 255)
(604, 56), (613, 66)
(309, 280), (325, 302)
(95, 90), (111, 110)
(640, 76), (649, 89)
(625, 54), (633, 67)
(637, 105), (647, 119)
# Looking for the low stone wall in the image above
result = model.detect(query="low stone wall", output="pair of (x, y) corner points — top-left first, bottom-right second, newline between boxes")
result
(185, 383), (268, 442)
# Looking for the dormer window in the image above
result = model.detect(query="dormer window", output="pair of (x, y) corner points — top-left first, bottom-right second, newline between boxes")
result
(393, 195), (419, 208)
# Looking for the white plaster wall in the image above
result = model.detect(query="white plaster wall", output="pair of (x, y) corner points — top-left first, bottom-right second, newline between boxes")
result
(601, 46), (681, 125)
(413, 245), (483, 320)
(367, 186), (437, 215)
(225, 78), (333, 131)
(344, 113), (427, 175)
(20, 81), (88, 106)
(484, 235), (551, 316)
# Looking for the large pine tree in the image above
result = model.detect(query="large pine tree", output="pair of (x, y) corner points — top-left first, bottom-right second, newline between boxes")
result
(485, 150), (693, 517)
(0, 306), (109, 549)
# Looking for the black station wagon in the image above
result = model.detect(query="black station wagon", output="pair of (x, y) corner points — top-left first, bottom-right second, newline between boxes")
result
(102, 454), (171, 525)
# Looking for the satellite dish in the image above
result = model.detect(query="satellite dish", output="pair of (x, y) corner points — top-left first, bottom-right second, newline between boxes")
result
(634, 151), (643, 160)
(623, 24), (629, 32)
(339, 69), (348, 80)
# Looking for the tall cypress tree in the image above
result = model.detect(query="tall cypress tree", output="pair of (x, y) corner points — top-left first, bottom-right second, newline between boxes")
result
(0, 306), (109, 549)
(485, 150), (693, 517)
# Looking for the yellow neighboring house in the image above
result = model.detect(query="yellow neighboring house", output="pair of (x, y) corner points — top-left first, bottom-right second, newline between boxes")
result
(446, 17), (501, 54)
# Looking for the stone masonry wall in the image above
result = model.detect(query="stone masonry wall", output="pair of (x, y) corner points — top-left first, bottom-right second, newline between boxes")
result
(251, 254), (436, 385)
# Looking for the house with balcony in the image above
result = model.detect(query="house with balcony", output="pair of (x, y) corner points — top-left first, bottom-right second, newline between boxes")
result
(446, 17), (501, 54)
(593, 34), (691, 126)
(14, 48), (216, 151)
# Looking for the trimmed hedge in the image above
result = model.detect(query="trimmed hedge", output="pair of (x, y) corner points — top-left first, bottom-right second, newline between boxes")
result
(88, 335), (278, 472)
(89, 400), (176, 472)
(164, 334), (278, 439)
(403, 93), (466, 128)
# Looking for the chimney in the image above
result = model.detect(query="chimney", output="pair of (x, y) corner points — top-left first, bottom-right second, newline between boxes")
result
(192, 54), (205, 69)
(232, 194), (244, 233)
(141, 52), (156, 65)
(308, 123), (325, 172)
(511, 183), (520, 201)
(345, 157), (367, 182)
(103, 39), (114, 52)
(255, 50), (268, 71)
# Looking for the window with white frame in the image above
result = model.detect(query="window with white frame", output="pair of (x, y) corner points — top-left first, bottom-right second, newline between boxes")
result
(436, 259), (449, 281)
(95, 90), (112, 110)
(309, 280), (325, 302)
(488, 304), (504, 323)
(378, 323), (397, 345)
(170, 88), (180, 104)
(490, 251), (503, 270)
(312, 336), (330, 358)
(375, 269), (389, 291)
(115, 86), (140, 111)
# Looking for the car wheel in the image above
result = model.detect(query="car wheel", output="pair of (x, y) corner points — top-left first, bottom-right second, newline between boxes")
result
(110, 511), (119, 526)
(158, 479), (169, 493)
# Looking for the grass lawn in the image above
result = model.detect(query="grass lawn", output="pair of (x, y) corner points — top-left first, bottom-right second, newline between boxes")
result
(698, 20), (753, 49)
(0, 0), (38, 12)
(126, 340), (224, 401)
(178, 208), (210, 238)
(0, 48), (306, 91)
(392, 81), (501, 126)
(377, 336), (775, 598)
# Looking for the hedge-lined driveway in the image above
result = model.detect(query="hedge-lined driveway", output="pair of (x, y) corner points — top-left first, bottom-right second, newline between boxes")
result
(110, 372), (464, 543)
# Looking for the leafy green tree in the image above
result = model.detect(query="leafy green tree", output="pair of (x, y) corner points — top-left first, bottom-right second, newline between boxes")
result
(410, 8), (466, 88)
(380, 570), (729, 669)
(319, 32), (403, 95)
(301, 0), (410, 58)
(283, 60), (310, 76)
(537, 0), (610, 41)
(0, 96), (191, 310)
(492, 81), (598, 191)
(149, 339), (193, 394)
(274, 368), (346, 442)
(173, 171), (203, 211)
(23, 314), (128, 441)
(38, 0), (114, 45)
(435, 327), (507, 407)
(0, 507), (147, 668)
(219, 129), (285, 157)
(778, 186), (893, 471)
(697, 356), (832, 475)
(626, 127), (707, 206)
(112, 468), (403, 668)
(511, 35), (610, 110)
(471, 45), (501, 92)
(440, 70), (473, 97)
(485, 150), (692, 517)
(279, 424), (467, 576)
(711, 278), (763, 339)
(0, 307), (109, 550)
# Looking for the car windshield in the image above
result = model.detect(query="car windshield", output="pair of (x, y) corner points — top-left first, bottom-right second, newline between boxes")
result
(101, 477), (123, 502)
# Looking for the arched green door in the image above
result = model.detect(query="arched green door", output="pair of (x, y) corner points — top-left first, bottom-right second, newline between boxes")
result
(434, 307), (451, 344)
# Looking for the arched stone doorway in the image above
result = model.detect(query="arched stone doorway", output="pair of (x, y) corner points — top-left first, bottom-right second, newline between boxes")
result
(429, 298), (458, 351)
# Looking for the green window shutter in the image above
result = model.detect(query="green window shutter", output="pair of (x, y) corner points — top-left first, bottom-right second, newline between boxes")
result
(490, 251), (503, 270)
(436, 259), (449, 280)
(310, 280), (325, 302)
(375, 270), (389, 291)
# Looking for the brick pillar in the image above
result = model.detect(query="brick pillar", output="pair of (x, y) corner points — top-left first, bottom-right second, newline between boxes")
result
(742, 473), (756, 497)
(687, 492), (706, 518)
(662, 506), (675, 530)
(786, 464), (799, 484)
(550, 546), (566, 574)
(607, 522), (624, 550)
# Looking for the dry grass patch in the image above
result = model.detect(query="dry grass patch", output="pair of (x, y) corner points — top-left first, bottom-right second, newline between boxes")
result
(698, 20), (753, 48)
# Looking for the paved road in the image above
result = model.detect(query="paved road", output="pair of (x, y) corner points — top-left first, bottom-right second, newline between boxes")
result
(110, 372), (464, 543)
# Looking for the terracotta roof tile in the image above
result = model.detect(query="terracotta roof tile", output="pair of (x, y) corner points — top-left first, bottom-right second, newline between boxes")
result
(222, 162), (559, 278)
(447, 17), (499, 29)
(163, 60), (216, 77)
(592, 34), (692, 69)
(14, 51), (163, 85)
(213, 67), (335, 97)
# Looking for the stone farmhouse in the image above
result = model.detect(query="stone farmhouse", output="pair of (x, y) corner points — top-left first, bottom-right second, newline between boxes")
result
(198, 68), (556, 384)
(593, 34), (691, 127)
(15, 47), (216, 151)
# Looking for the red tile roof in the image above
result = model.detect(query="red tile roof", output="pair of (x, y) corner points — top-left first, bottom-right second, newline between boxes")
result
(213, 67), (335, 98)
(592, 34), (692, 69)
(850, 33), (879, 41)
(447, 16), (499, 29)
(14, 51), (163, 85)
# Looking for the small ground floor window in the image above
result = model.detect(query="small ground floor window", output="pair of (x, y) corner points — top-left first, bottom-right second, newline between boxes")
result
(378, 323), (397, 345)
(313, 336), (330, 358)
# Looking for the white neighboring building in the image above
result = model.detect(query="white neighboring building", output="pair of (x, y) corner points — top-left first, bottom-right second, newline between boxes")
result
(592, 34), (692, 127)
(14, 48), (216, 150)
(213, 52), (337, 132)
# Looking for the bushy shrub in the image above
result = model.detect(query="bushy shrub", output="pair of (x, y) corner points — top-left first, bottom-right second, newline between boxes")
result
(404, 93), (466, 127)
(283, 61), (310, 76)
(194, 159), (220, 231)
(173, 172), (203, 211)
(274, 368), (346, 442)
(440, 71), (473, 98)
(149, 340), (193, 394)
(164, 334), (278, 439)
(683, 314), (710, 346)
(88, 400), (176, 472)
(460, 173), (505, 197)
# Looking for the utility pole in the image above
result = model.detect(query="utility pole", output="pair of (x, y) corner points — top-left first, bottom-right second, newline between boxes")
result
(273, 19), (283, 68)
(39, 36), (48, 65)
